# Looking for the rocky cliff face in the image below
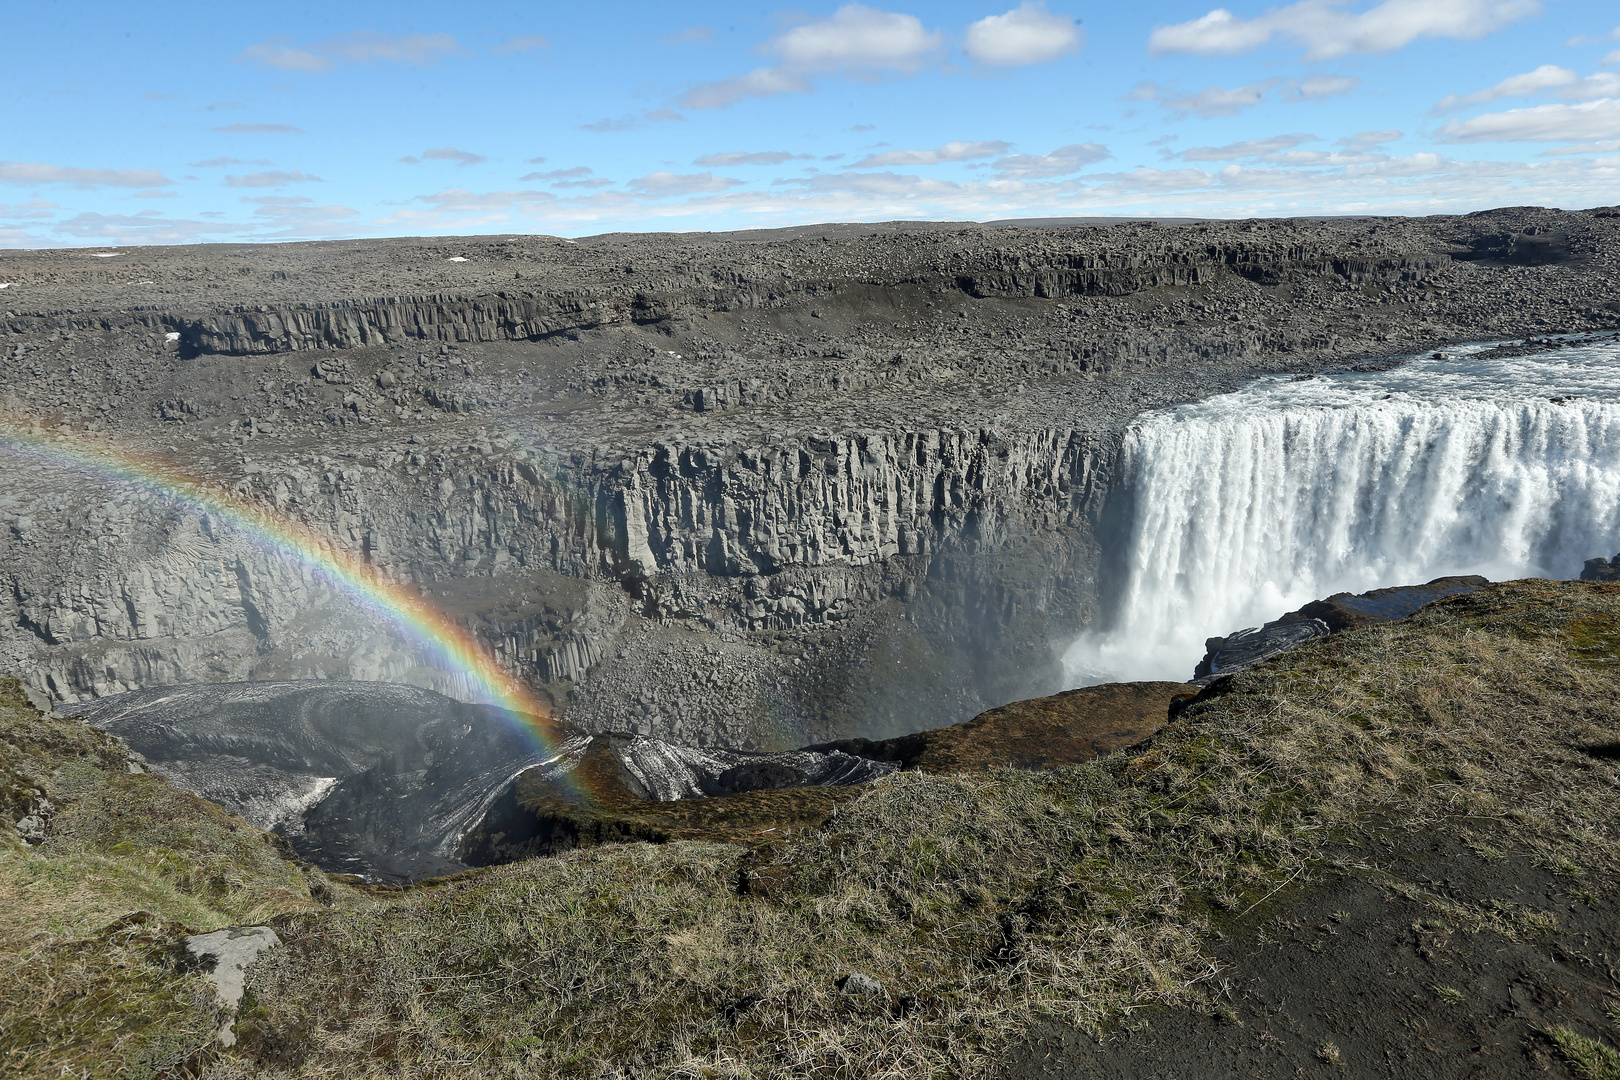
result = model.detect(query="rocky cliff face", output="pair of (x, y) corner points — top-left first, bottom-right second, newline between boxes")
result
(3, 208), (1617, 746)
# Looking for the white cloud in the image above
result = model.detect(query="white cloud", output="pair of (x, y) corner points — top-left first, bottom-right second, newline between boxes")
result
(0, 162), (174, 188)
(1564, 72), (1620, 100)
(991, 142), (1110, 177)
(679, 5), (941, 109)
(1130, 80), (1281, 118)
(1565, 26), (1620, 46)
(694, 151), (812, 166)
(1130, 74), (1357, 117)
(1539, 139), (1620, 156)
(1339, 129), (1403, 148)
(247, 197), (360, 234)
(1149, 0), (1541, 60)
(375, 187), (642, 232)
(1290, 75), (1361, 99)
(771, 5), (941, 70)
(214, 123), (304, 134)
(852, 140), (1012, 167)
(1342, 152), (1445, 176)
(224, 170), (322, 187)
(52, 212), (239, 242)
(662, 26), (715, 45)
(628, 171), (743, 196)
(243, 33), (462, 71)
(241, 44), (333, 72)
(1181, 134), (1319, 160)
(581, 109), (685, 133)
(355, 152), (1620, 240)
(1434, 64), (1577, 112)
(189, 156), (270, 168)
(1607, 49), (1620, 65)
(400, 147), (488, 166)
(0, 224), (43, 246)
(1439, 98), (1620, 142)
(493, 35), (550, 54)
(0, 199), (58, 219)
(963, 3), (1084, 67)
(521, 166), (613, 188)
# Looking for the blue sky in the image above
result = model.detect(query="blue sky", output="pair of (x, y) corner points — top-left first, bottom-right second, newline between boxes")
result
(3, 0), (1618, 246)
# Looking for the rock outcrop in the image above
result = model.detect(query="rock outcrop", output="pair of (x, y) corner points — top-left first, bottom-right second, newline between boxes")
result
(1582, 554), (1620, 582)
(1192, 576), (1492, 683)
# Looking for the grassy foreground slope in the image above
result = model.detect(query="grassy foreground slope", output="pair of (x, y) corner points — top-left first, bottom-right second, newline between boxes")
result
(232, 579), (1620, 1078)
(0, 678), (342, 1077)
(4, 579), (1620, 1078)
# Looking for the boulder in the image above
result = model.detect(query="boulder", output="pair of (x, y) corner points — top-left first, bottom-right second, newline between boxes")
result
(1581, 555), (1620, 582)
(1193, 576), (1490, 684)
(181, 926), (282, 1047)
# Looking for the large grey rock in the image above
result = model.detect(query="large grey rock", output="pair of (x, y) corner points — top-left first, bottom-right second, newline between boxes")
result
(182, 926), (281, 1047)
(1192, 576), (1492, 684)
(1582, 554), (1620, 582)
(601, 734), (895, 801)
(1194, 619), (1332, 684)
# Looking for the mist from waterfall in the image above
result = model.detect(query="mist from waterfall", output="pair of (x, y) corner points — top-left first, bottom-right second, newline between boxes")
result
(1064, 339), (1620, 686)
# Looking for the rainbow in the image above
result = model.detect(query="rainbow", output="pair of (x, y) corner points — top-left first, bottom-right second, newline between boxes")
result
(0, 422), (588, 800)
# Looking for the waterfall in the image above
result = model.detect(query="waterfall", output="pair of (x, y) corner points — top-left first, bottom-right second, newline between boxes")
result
(1065, 339), (1620, 685)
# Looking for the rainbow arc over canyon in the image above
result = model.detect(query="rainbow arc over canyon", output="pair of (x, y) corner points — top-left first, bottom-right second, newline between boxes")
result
(0, 422), (585, 797)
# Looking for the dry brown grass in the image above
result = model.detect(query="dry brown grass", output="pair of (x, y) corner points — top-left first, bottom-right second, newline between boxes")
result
(5, 580), (1620, 1078)
(220, 581), (1620, 1079)
(0, 679), (350, 1078)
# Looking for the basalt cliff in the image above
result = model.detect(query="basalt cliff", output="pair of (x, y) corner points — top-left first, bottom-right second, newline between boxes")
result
(3, 208), (1618, 746)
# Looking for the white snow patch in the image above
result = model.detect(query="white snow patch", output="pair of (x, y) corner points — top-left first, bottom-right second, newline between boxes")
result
(447, 256), (468, 262)
(165, 332), (180, 342)
(87, 252), (121, 258)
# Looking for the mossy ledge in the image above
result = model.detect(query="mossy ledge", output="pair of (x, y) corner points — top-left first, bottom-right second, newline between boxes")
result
(5, 578), (1620, 1077)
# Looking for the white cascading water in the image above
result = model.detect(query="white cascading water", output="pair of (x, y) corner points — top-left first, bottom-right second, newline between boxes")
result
(1064, 339), (1620, 685)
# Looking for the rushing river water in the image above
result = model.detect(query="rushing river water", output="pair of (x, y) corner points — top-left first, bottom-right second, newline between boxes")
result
(1064, 337), (1620, 685)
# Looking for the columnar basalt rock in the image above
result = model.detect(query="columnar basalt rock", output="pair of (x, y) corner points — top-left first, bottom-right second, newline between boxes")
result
(2, 208), (1617, 746)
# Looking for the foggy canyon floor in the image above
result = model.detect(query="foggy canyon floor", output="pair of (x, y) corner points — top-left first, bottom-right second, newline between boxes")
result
(4, 578), (1620, 1078)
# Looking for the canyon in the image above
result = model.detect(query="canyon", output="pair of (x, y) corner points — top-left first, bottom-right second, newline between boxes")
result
(3, 206), (1618, 754)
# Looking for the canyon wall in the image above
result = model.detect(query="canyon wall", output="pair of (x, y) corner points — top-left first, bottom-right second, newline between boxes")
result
(3, 207), (1617, 746)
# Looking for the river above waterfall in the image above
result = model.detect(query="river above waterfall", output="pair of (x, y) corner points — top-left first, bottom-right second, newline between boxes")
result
(1064, 336), (1620, 685)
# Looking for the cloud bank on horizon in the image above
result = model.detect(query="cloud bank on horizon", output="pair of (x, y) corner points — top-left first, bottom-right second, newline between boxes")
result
(3, 0), (1619, 246)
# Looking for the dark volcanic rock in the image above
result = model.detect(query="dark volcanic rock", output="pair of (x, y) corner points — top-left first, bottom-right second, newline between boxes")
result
(1194, 576), (1491, 683)
(460, 735), (873, 864)
(1194, 619), (1332, 684)
(70, 680), (562, 882)
(1581, 553), (1620, 582)
(1289, 575), (1492, 631)
(70, 679), (894, 881)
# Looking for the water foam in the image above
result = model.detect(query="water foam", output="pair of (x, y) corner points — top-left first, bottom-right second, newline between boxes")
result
(1064, 339), (1620, 685)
